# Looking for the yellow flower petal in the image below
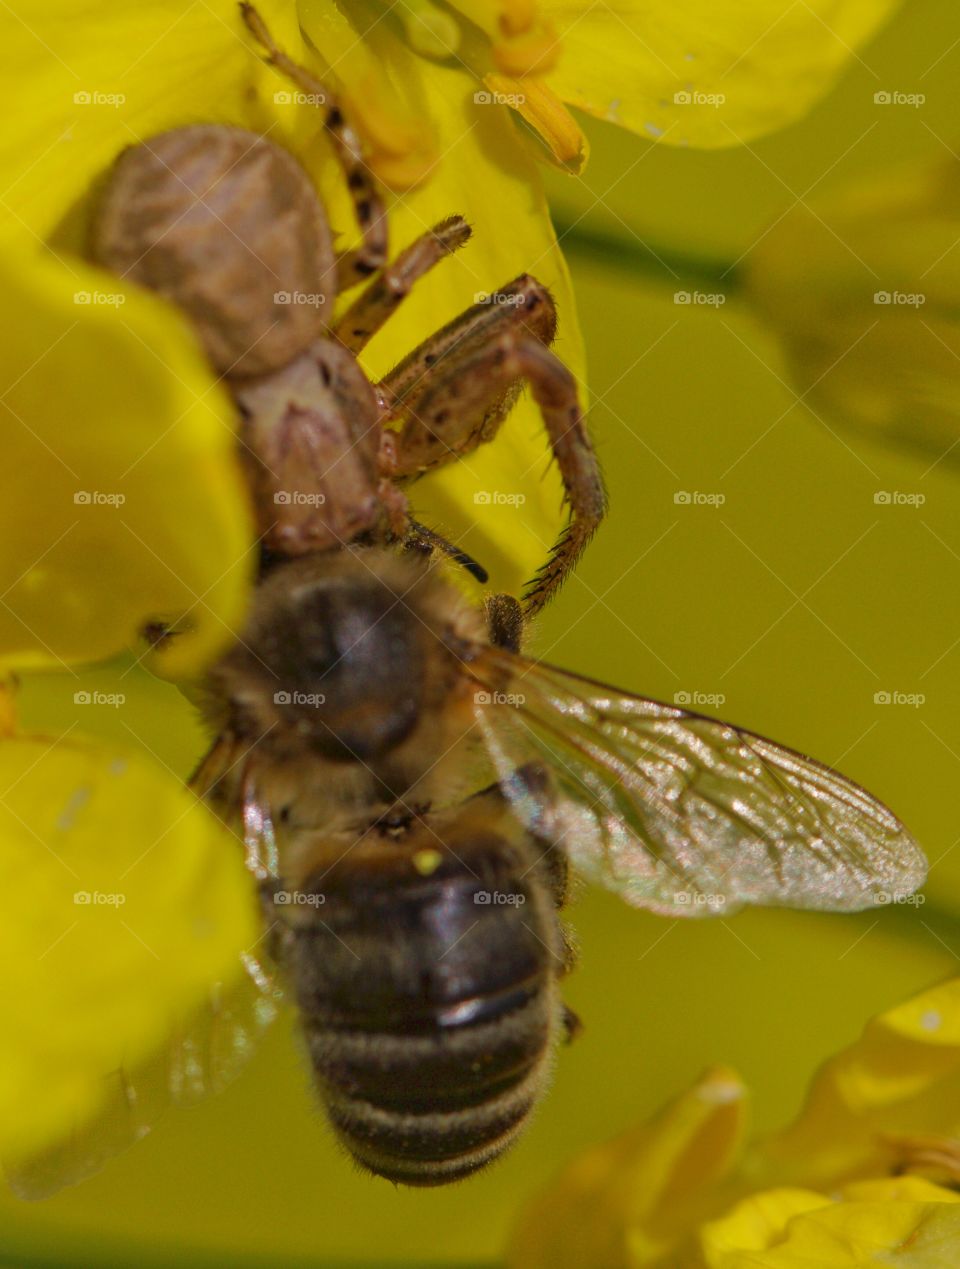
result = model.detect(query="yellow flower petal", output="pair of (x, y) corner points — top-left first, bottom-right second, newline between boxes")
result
(507, 1068), (748, 1269)
(0, 733), (256, 1168)
(701, 1184), (960, 1269)
(842, 1176), (960, 1204)
(485, 73), (589, 173)
(756, 978), (960, 1192)
(0, 246), (252, 677)
(538, 0), (901, 146)
(700, 1187), (830, 1264)
(0, 1), (270, 245)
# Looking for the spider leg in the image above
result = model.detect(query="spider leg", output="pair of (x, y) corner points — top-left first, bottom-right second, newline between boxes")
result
(378, 274), (557, 420)
(383, 324), (606, 616)
(403, 520), (489, 584)
(240, 3), (387, 286)
(334, 217), (472, 355)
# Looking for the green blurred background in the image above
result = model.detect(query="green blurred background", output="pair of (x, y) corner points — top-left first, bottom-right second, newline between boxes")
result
(5, 0), (960, 1263)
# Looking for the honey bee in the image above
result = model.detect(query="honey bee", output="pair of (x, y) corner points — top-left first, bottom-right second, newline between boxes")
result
(9, 547), (924, 1196)
(90, 3), (605, 617)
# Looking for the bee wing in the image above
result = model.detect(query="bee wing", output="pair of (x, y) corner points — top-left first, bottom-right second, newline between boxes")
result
(191, 732), (282, 882)
(469, 650), (926, 917)
(4, 953), (284, 1199)
(5, 740), (284, 1199)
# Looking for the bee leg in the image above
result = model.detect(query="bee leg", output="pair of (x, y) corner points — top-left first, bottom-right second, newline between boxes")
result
(384, 325), (607, 616)
(485, 592), (523, 652)
(561, 1005), (584, 1043)
(333, 217), (472, 355)
(239, 3), (387, 286)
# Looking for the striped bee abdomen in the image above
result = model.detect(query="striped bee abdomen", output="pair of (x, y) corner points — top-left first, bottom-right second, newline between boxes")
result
(285, 831), (565, 1185)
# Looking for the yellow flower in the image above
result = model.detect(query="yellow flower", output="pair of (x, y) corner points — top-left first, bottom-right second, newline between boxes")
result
(0, 684), (257, 1174)
(701, 1177), (960, 1268)
(742, 157), (960, 470)
(507, 978), (960, 1268)
(521, 0), (903, 156)
(308, 0), (907, 174)
(0, 247), (253, 679)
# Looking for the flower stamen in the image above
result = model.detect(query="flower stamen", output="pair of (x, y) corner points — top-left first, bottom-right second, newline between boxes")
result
(484, 73), (588, 173)
(447, 1), (561, 77)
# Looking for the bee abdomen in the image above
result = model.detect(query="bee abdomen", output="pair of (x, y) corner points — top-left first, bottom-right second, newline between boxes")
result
(306, 987), (557, 1185)
(286, 831), (567, 1184)
(324, 1063), (545, 1185)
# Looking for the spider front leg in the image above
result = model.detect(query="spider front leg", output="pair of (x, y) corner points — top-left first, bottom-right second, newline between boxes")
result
(240, 3), (386, 286)
(334, 217), (472, 355)
(383, 317), (606, 617)
(379, 274), (556, 418)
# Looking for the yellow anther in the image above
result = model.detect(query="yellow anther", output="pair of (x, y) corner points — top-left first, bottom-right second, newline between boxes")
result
(485, 73), (588, 173)
(448, 1), (561, 77)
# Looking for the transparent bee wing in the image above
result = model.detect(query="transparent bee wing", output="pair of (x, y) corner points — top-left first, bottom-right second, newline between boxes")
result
(191, 734), (282, 883)
(6, 742), (285, 1199)
(469, 650), (926, 917)
(4, 952), (284, 1199)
